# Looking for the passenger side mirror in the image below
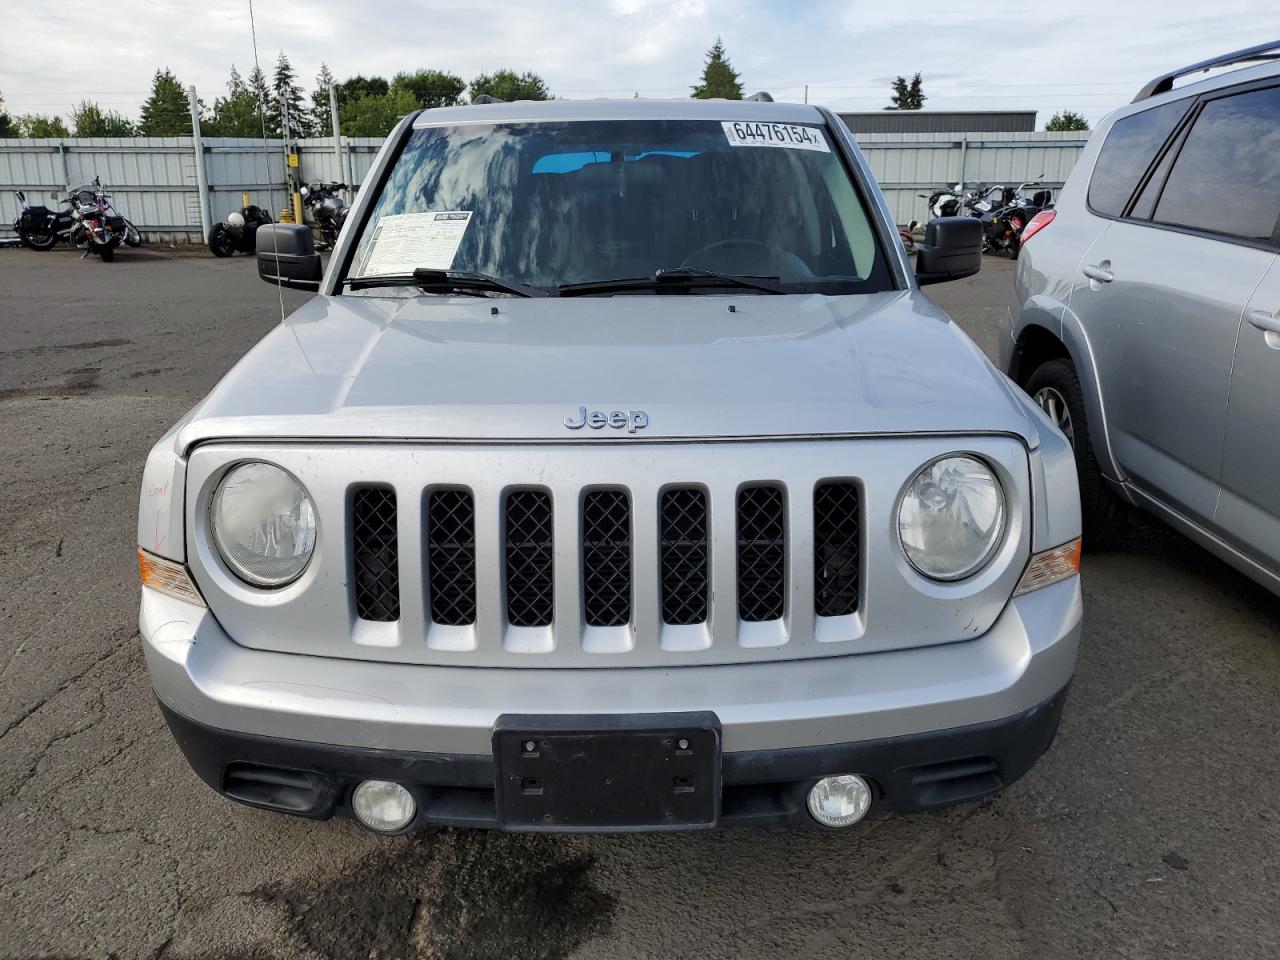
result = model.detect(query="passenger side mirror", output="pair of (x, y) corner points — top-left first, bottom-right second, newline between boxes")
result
(915, 216), (982, 286)
(256, 224), (323, 291)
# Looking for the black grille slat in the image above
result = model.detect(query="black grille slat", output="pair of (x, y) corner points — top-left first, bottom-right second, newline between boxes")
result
(582, 490), (632, 627)
(427, 490), (477, 626)
(736, 486), (786, 622)
(660, 489), (709, 625)
(352, 487), (400, 622)
(813, 482), (861, 616)
(505, 491), (554, 627)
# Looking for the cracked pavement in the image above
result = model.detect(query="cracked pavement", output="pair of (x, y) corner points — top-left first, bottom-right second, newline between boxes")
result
(1, 249), (1278, 959)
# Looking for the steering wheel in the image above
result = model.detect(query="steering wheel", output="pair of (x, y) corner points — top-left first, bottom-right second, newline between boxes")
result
(681, 238), (814, 278)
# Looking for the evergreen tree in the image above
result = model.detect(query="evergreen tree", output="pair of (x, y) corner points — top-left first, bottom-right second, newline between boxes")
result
(16, 115), (71, 138)
(468, 70), (551, 102)
(311, 63), (337, 136)
(0, 91), (13, 137)
(272, 51), (310, 138)
(1045, 110), (1089, 131)
(206, 65), (266, 138)
(139, 69), (193, 135)
(886, 73), (927, 110)
(691, 38), (743, 99)
(71, 100), (137, 137)
(395, 69), (467, 109)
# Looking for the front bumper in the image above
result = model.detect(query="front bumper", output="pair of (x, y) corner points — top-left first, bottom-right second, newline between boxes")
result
(142, 575), (1081, 829)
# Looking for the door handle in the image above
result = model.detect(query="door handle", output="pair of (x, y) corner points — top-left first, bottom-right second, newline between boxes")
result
(1082, 263), (1114, 283)
(1246, 308), (1280, 335)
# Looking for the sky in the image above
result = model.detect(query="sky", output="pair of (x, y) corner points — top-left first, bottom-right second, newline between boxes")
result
(0, 0), (1274, 128)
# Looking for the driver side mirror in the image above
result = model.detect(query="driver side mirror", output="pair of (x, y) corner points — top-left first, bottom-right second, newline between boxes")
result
(256, 224), (323, 291)
(915, 216), (982, 286)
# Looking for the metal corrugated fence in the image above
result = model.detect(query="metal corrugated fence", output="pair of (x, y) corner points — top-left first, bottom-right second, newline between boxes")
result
(0, 131), (1087, 241)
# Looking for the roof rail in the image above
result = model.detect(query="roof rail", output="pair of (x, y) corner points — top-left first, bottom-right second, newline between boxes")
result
(745, 91), (774, 102)
(1133, 39), (1280, 102)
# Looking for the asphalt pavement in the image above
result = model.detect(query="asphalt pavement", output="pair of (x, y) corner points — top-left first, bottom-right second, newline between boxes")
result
(1, 246), (1278, 960)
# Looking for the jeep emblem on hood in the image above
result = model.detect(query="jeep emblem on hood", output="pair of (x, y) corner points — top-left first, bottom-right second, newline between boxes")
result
(563, 405), (649, 434)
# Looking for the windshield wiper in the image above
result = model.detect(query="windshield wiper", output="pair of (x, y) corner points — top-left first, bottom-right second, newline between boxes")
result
(558, 267), (788, 296)
(345, 268), (551, 298)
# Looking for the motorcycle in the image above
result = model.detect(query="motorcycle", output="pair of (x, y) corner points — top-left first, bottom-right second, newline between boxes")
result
(12, 189), (76, 250)
(977, 180), (1052, 258)
(69, 178), (130, 261)
(918, 183), (963, 219)
(208, 203), (273, 257)
(300, 182), (349, 250)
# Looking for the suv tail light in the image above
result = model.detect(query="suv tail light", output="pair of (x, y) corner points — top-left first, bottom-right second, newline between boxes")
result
(1020, 209), (1056, 245)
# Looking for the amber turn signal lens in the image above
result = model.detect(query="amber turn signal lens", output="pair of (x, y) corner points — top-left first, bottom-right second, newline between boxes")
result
(1013, 537), (1081, 597)
(138, 547), (206, 606)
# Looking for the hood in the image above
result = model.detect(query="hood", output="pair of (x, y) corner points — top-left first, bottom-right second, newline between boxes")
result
(175, 290), (1040, 450)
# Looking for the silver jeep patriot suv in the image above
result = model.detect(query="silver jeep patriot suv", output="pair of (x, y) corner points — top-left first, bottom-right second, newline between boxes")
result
(138, 98), (1082, 833)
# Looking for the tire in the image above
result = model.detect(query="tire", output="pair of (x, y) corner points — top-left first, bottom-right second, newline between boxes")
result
(1024, 358), (1127, 547)
(98, 242), (115, 262)
(123, 220), (142, 247)
(19, 227), (58, 251)
(208, 223), (236, 258)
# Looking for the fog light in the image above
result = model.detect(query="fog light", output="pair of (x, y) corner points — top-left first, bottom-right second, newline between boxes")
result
(807, 774), (872, 828)
(351, 780), (416, 833)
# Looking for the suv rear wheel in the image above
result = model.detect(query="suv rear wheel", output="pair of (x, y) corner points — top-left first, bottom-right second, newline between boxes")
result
(1025, 358), (1126, 547)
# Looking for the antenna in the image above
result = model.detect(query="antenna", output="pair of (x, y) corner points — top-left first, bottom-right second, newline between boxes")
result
(248, 0), (287, 325)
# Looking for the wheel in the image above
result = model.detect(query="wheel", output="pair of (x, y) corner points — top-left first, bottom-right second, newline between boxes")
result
(123, 220), (142, 247)
(208, 223), (236, 258)
(98, 242), (115, 262)
(18, 227), (58, 251)
(1025, 358), (1127, 547)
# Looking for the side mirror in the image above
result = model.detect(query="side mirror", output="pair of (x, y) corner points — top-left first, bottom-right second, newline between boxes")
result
(256, 224), (323, 291)
(915, 217), (982, 286)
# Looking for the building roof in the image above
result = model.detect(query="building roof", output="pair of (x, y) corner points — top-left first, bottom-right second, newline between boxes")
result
(837, 110), (1038, 134)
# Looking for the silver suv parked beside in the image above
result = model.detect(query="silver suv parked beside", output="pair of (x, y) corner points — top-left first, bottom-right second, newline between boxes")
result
(139, 98), (1082, 834)
(1004, 42), (1280, 594)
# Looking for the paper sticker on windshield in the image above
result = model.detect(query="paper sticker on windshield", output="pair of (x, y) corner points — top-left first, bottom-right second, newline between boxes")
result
(722, 121), (829, 153)
(357, 211), (472, 276)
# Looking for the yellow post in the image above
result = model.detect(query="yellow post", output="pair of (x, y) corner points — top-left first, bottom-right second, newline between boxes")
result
(242, 191), (251, 208)
(292, 191), (303, 226)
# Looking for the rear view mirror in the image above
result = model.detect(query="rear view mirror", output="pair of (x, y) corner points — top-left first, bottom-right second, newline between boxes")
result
(256, 224), (323, 291)
(915, 217), (982, 286)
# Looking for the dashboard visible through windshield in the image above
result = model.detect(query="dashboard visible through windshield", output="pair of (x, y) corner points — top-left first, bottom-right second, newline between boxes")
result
(344, 118), (892, 295)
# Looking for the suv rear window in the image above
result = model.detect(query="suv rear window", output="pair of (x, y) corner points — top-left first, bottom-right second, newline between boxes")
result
(1151, 85), (1280, 243)
(1087, 100), (1189, 216)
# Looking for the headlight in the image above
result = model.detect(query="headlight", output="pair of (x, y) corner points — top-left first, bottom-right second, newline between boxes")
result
(898, 456), (1005, 581)
(211, 462), (317, 587)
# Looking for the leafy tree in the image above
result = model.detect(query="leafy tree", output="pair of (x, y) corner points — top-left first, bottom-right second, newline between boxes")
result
(139, 68), (193, 135)
(0, 91), (13, 137)
(1046, 110), (1089, 131)
(71, 100), (136, 137)
(311, 63), (337, 136)
(16, 115), (70, 138)
(395, 69), (466, 109)
(335, 75), (388, 112)
(691, 38), (742, 100)
(468, 69), (551, 103)
(272, 51), (310, 138)
(340, 87), (420, 137)
(886, 73), (927, 110)
(205, 65), (266, 138)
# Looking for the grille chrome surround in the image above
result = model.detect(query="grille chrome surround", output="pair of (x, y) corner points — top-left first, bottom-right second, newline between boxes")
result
(185, 439), (1032, 669)
(582, 490), (632, 627)
(504, 490), (554, 628)
(426, 489), (477, 626)
(352, 487), (400, 622)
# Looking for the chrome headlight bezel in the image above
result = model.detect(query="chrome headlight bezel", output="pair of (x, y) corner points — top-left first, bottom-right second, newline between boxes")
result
(896, 454), (1008, 583)
(209, 461), (318, 589)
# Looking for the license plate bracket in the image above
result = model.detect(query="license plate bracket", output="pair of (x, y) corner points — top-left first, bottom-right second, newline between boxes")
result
(492, 712), (721, 831)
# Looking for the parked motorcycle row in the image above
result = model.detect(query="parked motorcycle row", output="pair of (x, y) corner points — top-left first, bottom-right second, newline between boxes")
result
(207, 182), (348, 257)
(11, 177), (141, 261)
(911, 178), (1053, 258)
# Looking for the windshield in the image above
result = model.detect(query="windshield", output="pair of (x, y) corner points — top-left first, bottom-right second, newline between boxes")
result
(345, 119), (892, 294)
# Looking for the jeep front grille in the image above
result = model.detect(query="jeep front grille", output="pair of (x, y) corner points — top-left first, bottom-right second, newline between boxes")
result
(736, 485), (786, 622)
(504, 490), (555, 628)
(352, 487), (400, 622)
(813, 482), (860, 617)
(426, 489), (477, 626)
(582, 490), (632, 627)
(659, 488), (709, 626)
